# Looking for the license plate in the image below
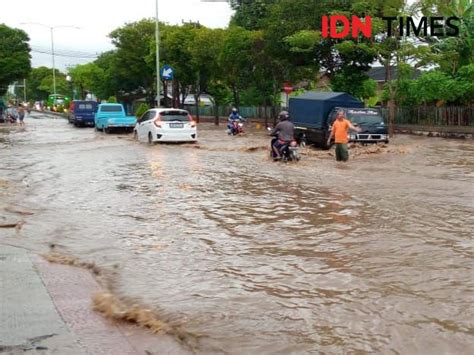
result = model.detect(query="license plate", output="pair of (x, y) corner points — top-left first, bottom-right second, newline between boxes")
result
(169, 123), (183, 128)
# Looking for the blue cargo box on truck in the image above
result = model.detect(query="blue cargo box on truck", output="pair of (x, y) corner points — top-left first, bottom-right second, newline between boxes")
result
(290, 92), (364, 149)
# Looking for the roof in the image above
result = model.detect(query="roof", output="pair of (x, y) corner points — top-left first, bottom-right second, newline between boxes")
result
(367, 66), (422, 82)
(153, 108), (189, 113)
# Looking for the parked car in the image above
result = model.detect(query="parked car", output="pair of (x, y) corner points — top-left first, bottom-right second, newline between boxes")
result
(68, 100), (97, 127)
(134, 108), (197, 144)
(94, 103), (136, 133)
(291, 92), (364, 149)
(328, 107), (389, 144)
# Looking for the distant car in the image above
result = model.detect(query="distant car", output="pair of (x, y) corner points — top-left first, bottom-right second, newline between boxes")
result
(94, 103), (136, 133)
(68, 100), (97, 127)
(183, 94), (214, 106)
(134, 108), (197, 144)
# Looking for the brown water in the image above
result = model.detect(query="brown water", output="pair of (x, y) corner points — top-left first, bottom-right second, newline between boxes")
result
(1, 112), (473, 354)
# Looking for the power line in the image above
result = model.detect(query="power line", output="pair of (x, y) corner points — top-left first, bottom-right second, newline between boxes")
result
(30, 45), (100, 59)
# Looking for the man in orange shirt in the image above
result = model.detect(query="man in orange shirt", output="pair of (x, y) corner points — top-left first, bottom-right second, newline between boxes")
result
(327, 109), (361, 162)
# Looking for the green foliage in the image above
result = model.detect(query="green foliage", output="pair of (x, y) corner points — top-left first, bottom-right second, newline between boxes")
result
(109, 19), (156, 101)
(68, 63), (105, 100)
(107, 96), (117, 103)
(456, 64), (474, 103)
(26, 66), (52, 100)
(0, 24), (31, 95)
(32, 0), (470, 112)
(331, 70), (377, 101)
(135, 102), (149, 118)
(38, 70), (68, 95)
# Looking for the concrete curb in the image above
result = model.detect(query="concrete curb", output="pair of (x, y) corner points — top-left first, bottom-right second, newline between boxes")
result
(0, 246), (189, 354)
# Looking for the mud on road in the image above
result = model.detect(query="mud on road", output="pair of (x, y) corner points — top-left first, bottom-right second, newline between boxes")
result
(1, 112), (473, 353)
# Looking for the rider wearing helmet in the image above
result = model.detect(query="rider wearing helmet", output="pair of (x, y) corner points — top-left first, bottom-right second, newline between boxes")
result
(228, 107), (244, 135)
(271, 111), (295, 160)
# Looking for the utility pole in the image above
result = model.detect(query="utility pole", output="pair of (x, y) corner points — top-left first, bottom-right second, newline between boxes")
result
(155, 0), (161, 107)
(23, 79), (26, 102)
(20, 23), (80, 102)
(50, 27), (56, 97)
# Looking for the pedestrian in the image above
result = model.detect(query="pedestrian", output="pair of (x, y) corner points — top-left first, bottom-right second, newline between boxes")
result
(327, 109), (361, 162)
(17, 105), (26, 127)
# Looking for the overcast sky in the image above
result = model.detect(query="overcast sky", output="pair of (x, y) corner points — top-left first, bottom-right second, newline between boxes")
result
(1, 0), (233, 71)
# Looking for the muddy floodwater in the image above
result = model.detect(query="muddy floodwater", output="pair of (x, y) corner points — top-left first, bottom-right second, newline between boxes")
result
(1, 112), (473, 354)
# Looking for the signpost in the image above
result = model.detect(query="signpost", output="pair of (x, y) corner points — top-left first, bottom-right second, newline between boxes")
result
(160, 65), (174, 81)
(160, 65), (174, 107)
(283, 83), (293, 108)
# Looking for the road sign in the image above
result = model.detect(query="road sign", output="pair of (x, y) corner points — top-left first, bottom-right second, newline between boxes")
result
(283, 83), (293, 95)
(160, 65), (174, 81)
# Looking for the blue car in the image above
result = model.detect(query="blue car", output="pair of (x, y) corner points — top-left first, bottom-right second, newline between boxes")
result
(94, 103), (136, 133)
(68, 100), (97, 127)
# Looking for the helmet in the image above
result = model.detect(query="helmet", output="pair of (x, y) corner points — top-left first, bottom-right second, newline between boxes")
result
(232, 107), (237, 113)
(279, 111), (290, 121)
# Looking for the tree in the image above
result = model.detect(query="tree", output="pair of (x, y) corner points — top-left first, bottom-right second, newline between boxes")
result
(0, 24), (31, 96)
(26, 66), (52, 101)
(68, 63), (105, 99)
(188, 27), (225, 120)
(38, 70), (68, 95)
(230, 0), (277, 30)
(160, 24), (198, 107)
(109, 19), (156, 103)
(415, 0), (474, 74)
(219, 26), (260, 107)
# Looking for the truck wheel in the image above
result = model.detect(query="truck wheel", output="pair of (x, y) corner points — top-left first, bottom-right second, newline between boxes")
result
(104, 127), (109, 134)
(321, 140), (331, 150)
(148, 132), (153, 145)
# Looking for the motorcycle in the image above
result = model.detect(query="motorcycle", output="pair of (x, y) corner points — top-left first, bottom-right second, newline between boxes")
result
(227, 119), (245, 135)
(269, 132), (301, 162)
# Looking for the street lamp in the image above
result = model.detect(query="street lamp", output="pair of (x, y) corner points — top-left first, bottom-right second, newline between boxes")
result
(155, 0), (161, 108)
(66, 75), (74, 100)
(20, 23), (80, 100)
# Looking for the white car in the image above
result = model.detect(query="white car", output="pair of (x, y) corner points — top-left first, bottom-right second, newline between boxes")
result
(134, 108), (197, 144)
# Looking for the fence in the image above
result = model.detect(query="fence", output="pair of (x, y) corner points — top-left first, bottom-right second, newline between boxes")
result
(381, 106), (474, 126)
(185, 104), (474, 127)
(184, 105), (278, 121)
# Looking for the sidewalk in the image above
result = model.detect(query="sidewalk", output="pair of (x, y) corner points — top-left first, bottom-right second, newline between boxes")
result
(0, 245), (189, 354)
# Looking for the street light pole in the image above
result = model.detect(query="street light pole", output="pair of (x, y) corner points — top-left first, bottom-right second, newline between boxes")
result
(50, 27), (56, 97)
(20, 23), (80, 102)
(155, 0), (161, 108)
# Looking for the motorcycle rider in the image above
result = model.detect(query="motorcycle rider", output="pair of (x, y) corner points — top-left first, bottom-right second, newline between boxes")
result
(271, 111), (295, 160)
(227, 107), (244, 135)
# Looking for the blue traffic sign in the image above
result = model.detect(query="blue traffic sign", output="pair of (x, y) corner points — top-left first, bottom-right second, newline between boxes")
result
(160, 65), (174, 80)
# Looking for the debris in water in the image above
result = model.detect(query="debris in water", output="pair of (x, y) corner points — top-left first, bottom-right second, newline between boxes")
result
(243, 146), (267, 152)
(42, 252), (101, 276)
(5, 207), (35, 215)
(92, 292), (171, 334)
(0, 221), (24, 230)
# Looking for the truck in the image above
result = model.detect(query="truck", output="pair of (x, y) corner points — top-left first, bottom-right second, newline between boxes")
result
(94, 103), (136, 133)
(68, 100), (97, 127)
(290, 91), (388, 149)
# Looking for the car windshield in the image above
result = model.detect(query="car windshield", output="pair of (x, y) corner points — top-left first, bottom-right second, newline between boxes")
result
(160, 111), (190, 122)
(101, 105), (122, 112)
(347, 113), (383, 125)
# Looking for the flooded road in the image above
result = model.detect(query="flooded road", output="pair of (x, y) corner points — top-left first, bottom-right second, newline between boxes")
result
(1, 112), (473, 354)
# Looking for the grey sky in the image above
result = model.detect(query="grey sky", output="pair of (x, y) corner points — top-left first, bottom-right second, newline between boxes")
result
(1, 0), (233, 70)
